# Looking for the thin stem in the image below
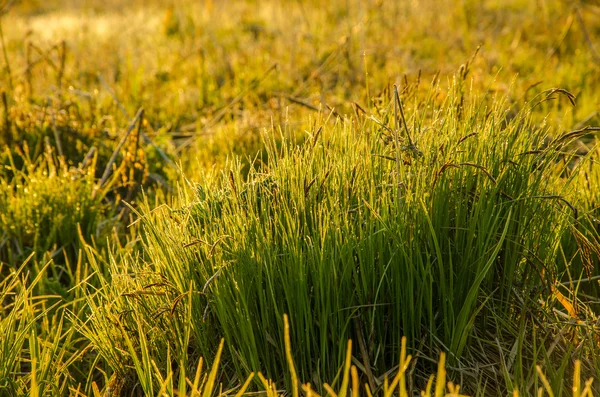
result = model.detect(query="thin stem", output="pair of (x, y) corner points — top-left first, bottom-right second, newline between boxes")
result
(394, 86), (414, 147)
(0, 18), (13, 92)
(575, 7), (600, 63)
(393, 85), (403, 200)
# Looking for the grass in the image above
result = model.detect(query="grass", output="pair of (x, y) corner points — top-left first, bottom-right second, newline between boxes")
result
(79, 81), (600, 395)
(0, 0), (599, 395)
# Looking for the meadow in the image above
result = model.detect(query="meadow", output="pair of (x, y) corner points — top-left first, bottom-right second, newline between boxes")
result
(1, 0), (600, 395)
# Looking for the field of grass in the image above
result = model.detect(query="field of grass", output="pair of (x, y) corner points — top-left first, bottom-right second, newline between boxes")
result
(1, 0), (600, 396)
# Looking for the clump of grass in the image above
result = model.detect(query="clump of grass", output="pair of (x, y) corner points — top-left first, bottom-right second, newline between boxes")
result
(0, 146), (115, 294)
(0, 257), (77, 397)
(79, 78), (600, 394)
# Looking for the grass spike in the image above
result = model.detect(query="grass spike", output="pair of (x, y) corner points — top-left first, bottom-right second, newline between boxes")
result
(283, 314), (299, 397)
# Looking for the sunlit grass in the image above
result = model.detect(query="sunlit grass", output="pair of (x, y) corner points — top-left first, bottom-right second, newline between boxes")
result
(0, 0), (599, 395)
(79, 80), (600, 395)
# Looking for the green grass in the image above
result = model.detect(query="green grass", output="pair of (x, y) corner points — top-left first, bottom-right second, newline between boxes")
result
(79, 81), (600, 395)
(0, 0), (599, 395)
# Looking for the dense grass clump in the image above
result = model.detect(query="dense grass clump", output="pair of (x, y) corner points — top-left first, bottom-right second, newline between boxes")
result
(0, 150), (115, 292)
(0, 259), (75, 396)
(80, 81), (600, 394)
